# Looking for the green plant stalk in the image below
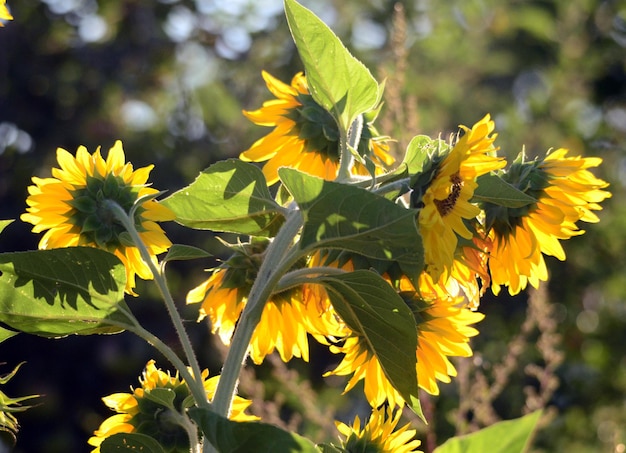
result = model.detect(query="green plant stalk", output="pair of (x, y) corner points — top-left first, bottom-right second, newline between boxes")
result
(103, 314), (206, 409)
(336, 115), (364, 182)
(210, 210), (304, 417)
(274, 266), (347, 293)
(106, 201), (209, 408)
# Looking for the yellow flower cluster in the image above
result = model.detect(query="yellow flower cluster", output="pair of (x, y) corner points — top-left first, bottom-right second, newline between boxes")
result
(184, 71), (610, 426)
(22, 69), (610, 452)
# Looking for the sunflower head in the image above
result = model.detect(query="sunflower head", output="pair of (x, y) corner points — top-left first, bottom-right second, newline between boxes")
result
(483, 148), (611, 295)
(335, 406), (422, 453)
(21, 142), (174, 294)
(88, 360), (256, 453)
(413, 115), (505, 282)
(400, 273), (484, 395)
(187, 241), (339, 364)
(240, 71), (394, 184)
(186, 239), (269, 344)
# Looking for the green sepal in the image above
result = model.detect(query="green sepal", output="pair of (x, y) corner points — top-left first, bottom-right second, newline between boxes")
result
(311, 270), (423, 420)
(378, 135), (448, 203)
(142, 387), (177, 411)
(188, 407), (319, 452)
(284, 0), (381, 132)
(434, 410), (543, 453)
(100, 433), (167, 453)
(278, 167), (423, 287)
(0, 247), (132, 337)
(162, 159), (284, 237)
(0, 363), (41, 446)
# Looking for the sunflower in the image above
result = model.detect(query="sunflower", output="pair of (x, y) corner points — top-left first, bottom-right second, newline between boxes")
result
(325, 273), (483, 407)
(88, 360), (257, 453)
(446, 233), (492, 310)
(240, 71), (394, 185)
(416, 114), (505, 282)
(187, 242), (344, 364)
(0, 1), (12, 25)
(485, 148), (611, 296)
(335, 406), (422, 453)
(21, 141), (174, 295)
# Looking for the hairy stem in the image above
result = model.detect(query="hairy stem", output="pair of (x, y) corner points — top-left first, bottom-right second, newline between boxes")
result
(211, 211), (303, 417)
(107, 200), (209, 408)
(336, 115), (363, 182)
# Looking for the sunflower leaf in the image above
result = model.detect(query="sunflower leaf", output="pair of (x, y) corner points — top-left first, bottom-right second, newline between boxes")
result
(473, 174), (537, 208)
(0, 327), (18, 344)
(312, 270), (423, 421)
(284, 0), (380, 132)
(162, 244), (212, 263)
(0, 247), (132, 337)
(317, 445), (345, 453)
(162, 159), (284, 237)
(433, 410), (543, 453)
(0, 221), (13, 236)
(188, 408), (319, 452)
(101, 433), (167, 453)
(279, 168), (423, 285)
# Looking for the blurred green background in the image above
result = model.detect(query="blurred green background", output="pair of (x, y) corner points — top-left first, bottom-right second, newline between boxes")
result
(0, 0), (624, 452)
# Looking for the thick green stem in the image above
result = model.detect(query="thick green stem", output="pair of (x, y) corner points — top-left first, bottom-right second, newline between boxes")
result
(210, 211), (303, 418)
(104, 315), (207, 408)
(274, 266), (347, 293)
(336, 115), (364, 182)
(107, 201), (209, 408)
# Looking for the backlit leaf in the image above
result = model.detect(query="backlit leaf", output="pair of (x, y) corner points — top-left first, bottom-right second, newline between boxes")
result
(163, 159), (284, 237)
(279, 168), (423, 285)
(434, 410), (543, 453)
(312, 270), (422, 419)
(284, 0), (380, 131)
(0, 247), (132, 337)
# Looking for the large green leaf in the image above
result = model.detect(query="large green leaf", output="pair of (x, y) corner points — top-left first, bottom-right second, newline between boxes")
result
(188, 408), (319, 453)
(162, 159), (284, 237)
(0, 247), (131, 337)
(434, 410), (543, 453)
(473, 174), (536, 208)
(101, 433), (166, 453)
(279, 168), (423, 283)
(312, 270), (422, 418)
(284, 0), (380, 131)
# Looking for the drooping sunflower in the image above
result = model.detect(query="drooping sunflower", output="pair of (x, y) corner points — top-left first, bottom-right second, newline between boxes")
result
(0, 1), (12, 25)
(187, 241), (344, 364)
(445, 233), (493, 310)
(21, 141), (174, 295)
(484, 148), (611, 296)
(240, 71), (395, 185)
(335, 406), (422, 453)
(416, 114), (505, 282)
(88, 360), (257, 453)
(325, 273), (484, 407)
